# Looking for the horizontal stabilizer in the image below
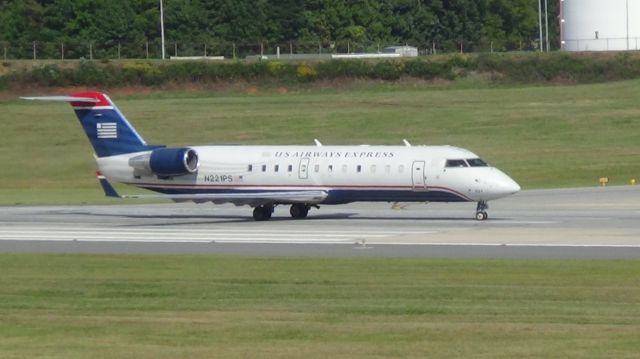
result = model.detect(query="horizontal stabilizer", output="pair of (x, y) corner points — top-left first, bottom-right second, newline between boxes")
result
(20, 96), (99, 103)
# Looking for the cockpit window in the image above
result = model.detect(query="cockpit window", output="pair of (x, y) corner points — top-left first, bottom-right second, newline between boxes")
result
(467, 158), (488, 167)
(445, 159), (468, 168)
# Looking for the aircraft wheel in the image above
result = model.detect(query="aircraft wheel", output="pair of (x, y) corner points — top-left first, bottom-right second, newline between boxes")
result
(475, 211), (488, 221)
(290, 204), (309, 219)
(253, 205), (273, 221)
(475, 201), (489, 221)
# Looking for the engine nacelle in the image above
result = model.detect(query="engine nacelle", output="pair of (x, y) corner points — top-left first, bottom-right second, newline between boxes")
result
(129, 147), (199, 176)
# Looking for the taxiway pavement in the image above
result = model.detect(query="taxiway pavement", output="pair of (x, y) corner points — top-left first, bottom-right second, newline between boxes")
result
(1, 186), (639, 259)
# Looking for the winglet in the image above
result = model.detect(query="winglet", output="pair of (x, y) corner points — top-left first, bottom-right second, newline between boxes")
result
(96, 170), (121, 198)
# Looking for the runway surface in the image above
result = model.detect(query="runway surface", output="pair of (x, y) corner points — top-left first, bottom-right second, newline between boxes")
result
(1, 186), (640, 258)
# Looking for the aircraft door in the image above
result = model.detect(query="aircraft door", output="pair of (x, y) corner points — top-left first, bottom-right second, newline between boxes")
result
(411, 160), (427, 191)
(299, 158), (310, 179)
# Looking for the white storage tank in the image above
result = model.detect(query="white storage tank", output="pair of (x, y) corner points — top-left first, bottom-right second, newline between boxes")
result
(561, 0), (640, 51)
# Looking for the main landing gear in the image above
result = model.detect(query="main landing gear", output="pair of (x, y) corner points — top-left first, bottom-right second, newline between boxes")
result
(252, 205), (273, 221)
(475, 201), (489, 221)
(289, 204), (310, 219)
(252, 204), (315, 221)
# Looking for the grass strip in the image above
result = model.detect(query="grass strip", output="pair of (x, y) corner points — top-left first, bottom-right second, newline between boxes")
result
(0, 254), (639, 358)
(2, 80), (640, 204)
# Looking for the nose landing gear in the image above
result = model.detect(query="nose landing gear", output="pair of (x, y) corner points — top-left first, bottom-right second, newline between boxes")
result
(476, 201), (488, 221)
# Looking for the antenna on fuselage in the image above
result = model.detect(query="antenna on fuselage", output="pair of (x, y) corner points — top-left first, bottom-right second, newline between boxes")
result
(403, 139), (411, 147)
(314, 139), (323, 147)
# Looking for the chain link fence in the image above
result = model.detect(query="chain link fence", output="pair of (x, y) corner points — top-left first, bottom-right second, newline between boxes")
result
(1, 38), (541, 61)
(562, 37), (640, 52)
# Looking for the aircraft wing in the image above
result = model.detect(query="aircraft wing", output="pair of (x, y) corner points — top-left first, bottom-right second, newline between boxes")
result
(97, 171), (327, 204)
(122, 191), (328, 204)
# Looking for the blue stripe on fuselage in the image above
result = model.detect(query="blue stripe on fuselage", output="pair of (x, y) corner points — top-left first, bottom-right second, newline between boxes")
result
(137, 187), (469, 204)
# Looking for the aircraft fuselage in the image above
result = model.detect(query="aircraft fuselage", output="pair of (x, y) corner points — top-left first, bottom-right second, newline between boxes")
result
(97, 144), (520, 206)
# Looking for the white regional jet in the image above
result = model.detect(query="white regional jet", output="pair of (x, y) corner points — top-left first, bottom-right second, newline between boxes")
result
(22, 92), (520, 221)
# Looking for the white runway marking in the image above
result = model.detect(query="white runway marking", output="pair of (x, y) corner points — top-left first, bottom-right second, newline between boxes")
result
(2, 227), (639, 248)
(0, 226), (435, 244)
(486, 220), (558, 225)
(365, 242), (640, 248)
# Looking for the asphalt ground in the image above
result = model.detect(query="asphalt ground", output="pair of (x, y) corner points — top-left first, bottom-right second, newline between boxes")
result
(1, 186), (639, 259)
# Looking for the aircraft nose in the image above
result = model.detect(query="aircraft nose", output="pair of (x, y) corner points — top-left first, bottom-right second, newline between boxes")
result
(501, 177), (521, 195)
(493, 174), (520, 197)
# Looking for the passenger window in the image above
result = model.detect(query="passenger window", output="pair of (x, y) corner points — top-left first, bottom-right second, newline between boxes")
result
(262, 164), (267, 172)
(274, 165), (279, 172)
(314, 164), (320, 173)
(385, 165), (391, 174)
(445, 159), (468, 168)
(328, 165), (333, 172)
(467, 158), (488, 167)
(248, 164), (253, 172)
(370, 165), (376, 173)
(357, 165), (362, 173)
(288, 165), (293, 172)
(342, 164), (348, 173)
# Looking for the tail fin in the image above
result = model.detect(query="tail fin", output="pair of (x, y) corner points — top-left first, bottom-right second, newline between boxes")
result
(22, 91), (156, 157)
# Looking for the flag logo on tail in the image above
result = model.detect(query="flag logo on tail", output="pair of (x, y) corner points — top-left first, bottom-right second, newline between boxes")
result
(97, 122), (117, 139)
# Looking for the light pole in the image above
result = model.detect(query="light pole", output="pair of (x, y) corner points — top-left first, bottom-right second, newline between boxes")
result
(627, 0), (630, 50)
(538, 0), (543, 51)
(544, 0), (549, 51)
(160, 0), (165, 60)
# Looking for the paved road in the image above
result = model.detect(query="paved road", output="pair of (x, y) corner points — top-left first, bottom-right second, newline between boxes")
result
(1, 186), (639, 258)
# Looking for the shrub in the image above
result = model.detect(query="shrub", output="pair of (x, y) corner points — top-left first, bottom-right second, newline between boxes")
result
(231, 61), (270, 80)
(74, 60), (103, 85)
(296, 64), (318, 80)
(122, 62), (162, 85)
(447, 54), (471, 68)
(316, 60), (372, 78)
(372, 61), (403, 80)
(404, 60), (451, 80)
(267, 61), (285, 75)
(3, 53), (640, 88)
(31, 64), (69, 86)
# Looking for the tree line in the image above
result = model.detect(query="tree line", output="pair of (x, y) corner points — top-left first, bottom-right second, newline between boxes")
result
(0, 0), (558, 59)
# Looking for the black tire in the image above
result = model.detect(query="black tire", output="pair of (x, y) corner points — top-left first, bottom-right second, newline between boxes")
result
(475, 212), (486, 221)
(290, 204), (309, 219)
(253, 205), (273, 221)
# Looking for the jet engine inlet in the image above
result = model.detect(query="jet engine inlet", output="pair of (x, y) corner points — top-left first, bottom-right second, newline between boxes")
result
(129, 147), (199, 176)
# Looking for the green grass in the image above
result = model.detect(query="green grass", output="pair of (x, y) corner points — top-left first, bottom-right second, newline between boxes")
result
(0, 254), (638, 358)
(1, 80), (640, 204)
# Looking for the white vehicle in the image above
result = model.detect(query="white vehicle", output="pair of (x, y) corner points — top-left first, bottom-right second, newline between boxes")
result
(23, 92), (520, 221)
